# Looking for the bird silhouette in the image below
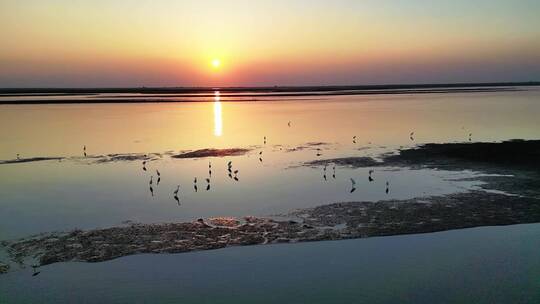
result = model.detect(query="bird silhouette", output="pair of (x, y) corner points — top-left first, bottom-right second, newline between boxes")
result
(149, 176), (153, 185)
(205, 178), (210, 183)
(233, 170), (239, 175)
(332, 166), (336, 179)
(206, 184), (211, 191)
(288, 121), (291, 127)
(353, 136), (357, 144)
(156, 169), (160, 177)
(385, 181), (389, 194)
(31, 264), (41, 277)
(209, 161), (212, 169)
(174, 195), (180, 205)
(16, 153), (20, 160)
(149, 186), (154, 196)
(174, 185), (180, 195)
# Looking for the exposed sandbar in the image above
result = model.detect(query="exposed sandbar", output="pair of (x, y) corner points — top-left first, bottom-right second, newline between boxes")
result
(0, 157), (64, 165)
(172, 148), (251, 159)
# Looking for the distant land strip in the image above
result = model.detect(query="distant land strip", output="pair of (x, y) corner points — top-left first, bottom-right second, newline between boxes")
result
(0, 83), (538, 104)
(0, 81), (538, 94)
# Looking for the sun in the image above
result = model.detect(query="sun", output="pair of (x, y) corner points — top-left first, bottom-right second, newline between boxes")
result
(211, 59), (221, 69)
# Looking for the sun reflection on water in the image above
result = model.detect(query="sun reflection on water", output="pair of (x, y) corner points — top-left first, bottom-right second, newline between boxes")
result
(214, 91), (222, 137)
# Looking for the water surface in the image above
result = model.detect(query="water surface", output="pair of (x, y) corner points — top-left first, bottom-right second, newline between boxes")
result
(1, 88), (540, 301)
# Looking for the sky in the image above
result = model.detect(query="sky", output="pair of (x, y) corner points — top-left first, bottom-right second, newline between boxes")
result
(1, 0), (539, 87)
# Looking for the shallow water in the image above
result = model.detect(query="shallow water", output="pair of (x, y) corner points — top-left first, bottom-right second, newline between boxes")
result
(1, 88), (540, 239)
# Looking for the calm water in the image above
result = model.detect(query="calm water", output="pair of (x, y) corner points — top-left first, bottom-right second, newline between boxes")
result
(1, 87), (540, 301)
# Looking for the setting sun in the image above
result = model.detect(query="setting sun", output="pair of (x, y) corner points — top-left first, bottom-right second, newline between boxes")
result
(211, 59), (221, 69)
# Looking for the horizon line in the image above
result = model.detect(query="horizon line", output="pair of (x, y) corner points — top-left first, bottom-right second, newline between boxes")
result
(1, 81), (540, 92)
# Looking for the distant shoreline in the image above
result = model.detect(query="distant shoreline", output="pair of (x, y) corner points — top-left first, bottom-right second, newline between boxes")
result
(0, 82), (538, 104)
(1, 81), (539, 94)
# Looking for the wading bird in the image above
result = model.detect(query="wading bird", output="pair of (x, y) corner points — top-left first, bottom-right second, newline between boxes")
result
(350, 178), (357, 191)
(31, 265), (40, 277)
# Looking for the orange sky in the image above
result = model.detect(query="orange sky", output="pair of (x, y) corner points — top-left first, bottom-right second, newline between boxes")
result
(1, 0), (539, 87)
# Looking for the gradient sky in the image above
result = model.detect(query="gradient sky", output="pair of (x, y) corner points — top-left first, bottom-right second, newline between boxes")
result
(1, 0), (539, 87)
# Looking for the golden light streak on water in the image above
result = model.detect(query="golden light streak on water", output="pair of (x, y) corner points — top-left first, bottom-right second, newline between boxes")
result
(214, 91), (223, 137)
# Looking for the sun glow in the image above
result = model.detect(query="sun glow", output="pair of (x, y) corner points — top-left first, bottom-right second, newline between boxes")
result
(211, 59), (221, 69)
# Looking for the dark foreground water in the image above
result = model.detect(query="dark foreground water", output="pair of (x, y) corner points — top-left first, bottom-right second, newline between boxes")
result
(2, 223), (539, 304)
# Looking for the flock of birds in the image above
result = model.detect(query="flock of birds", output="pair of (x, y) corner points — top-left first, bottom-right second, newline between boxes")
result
(130, 127), (402, 206)
(141, 157), (244, 205)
